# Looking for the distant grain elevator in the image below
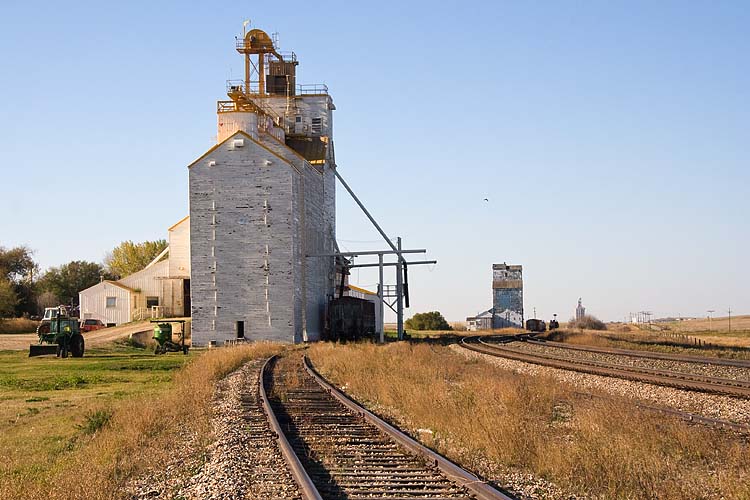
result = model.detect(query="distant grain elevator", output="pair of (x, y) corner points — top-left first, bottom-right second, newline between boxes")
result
(466, 263), (524, 331)
(492, 263), (523, 328)
(189, 27), (336, 345)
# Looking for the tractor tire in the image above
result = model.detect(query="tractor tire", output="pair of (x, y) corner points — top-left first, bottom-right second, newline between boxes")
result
(70, 335), (85, 358)
(37, 322), (50, 335)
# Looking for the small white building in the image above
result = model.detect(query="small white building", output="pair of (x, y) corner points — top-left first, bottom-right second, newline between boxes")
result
(79, 217), (191, 325)
(466, 309), (493, 331)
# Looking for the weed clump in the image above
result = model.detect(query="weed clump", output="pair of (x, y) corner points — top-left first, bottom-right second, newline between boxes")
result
(77, 410), (113, 435)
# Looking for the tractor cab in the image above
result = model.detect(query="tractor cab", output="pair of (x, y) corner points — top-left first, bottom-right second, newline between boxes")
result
(29, 306), (85, 358)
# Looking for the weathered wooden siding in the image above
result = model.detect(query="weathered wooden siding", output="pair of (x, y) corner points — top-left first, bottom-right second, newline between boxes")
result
(262, 94), (334, 138)
(259, 133), (334, 341)
(189, 131), (297, 345)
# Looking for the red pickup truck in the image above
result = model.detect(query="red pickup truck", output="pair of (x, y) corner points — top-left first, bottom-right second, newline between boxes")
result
(80, 319), (107, 332)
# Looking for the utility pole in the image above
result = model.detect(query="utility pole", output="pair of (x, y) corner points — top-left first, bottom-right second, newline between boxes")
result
(728, 307), (732, 333)
(533, 307), (537, 319)
(707, 310), (714, 332)
(396, 237), (404, 340)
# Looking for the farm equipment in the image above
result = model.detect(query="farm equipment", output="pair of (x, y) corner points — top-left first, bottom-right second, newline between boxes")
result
(151, 319), (189, 355)
(36, 306), (70, 336)
(29, 306), (85, 357)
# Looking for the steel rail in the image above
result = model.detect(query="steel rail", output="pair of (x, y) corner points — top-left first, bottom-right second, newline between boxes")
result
(460, 336), (750, 399)
(527, 338), (750, 368)
(302, 355), (515, 500)
(258, 356), (323, 500)
(485, 338), (750, 391)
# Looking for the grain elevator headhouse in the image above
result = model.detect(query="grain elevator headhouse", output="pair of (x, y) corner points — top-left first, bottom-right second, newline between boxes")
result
(188, 26), (337, 345)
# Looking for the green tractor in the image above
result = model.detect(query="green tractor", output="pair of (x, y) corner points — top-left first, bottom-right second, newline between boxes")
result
(29, 306), (85, 358)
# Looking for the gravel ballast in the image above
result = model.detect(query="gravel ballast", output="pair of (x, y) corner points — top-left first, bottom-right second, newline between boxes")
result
(128, 359), (301, 500)
(508, 341), (750, 382)
(453, 344), (750, 426)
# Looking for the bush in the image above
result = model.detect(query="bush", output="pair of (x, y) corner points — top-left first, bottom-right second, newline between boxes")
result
(405, 311), (452, 331)
(568, 315), (607, 331)
(0, 317), (39, 334)
(77, 410), (113, 435)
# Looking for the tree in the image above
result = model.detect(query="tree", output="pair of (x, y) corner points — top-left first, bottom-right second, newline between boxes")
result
(104, 240), (167, 278)
(0, 279), (17, 318)
(0, 245), (37, 283)
(40, 261), (112, 306)
(405, 311), (453, 331)
(567, 315), (607, 331)
(36, 290), (60, 312)
(0, 245), (39, 317)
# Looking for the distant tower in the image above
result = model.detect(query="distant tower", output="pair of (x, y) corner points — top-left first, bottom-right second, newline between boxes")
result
(491, 263), (523, 328)
(189, 25), (337, 345)
(575, 298), (586, 321)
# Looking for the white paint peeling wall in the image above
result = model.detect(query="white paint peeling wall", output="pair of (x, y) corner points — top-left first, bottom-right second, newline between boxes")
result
(257, 132), (333, 341)
(189, 132), (297, 345)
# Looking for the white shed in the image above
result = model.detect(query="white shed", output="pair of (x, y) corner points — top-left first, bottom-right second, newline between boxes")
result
(79, 216), (191, 325)
(79, 281), (134, 326)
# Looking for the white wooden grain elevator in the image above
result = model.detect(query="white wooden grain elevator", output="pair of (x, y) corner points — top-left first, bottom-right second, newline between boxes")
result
(188, 27), (337, 345)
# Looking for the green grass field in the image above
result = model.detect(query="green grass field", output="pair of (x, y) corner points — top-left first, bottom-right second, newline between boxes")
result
(0, 344), (190, 489)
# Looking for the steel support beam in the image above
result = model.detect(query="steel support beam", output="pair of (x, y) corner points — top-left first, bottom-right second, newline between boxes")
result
(334, 170), (404, 262)
(307, 249), (426, 257)
(348, 260), (437, 269)
(396, 237), (404, 340)
(378, 253), (384, 344)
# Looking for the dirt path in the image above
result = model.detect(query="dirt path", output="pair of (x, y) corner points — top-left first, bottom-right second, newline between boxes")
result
(0, 321), (153, 351)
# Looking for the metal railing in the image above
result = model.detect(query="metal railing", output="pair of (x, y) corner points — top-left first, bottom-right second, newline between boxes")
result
(132, 306), (173, 321)
(297, 83), (328, 95)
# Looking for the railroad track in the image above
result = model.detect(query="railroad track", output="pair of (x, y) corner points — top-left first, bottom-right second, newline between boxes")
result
(460, 336), (750, 399)
(527, 337), (750, 368)
(260, 354), (513, 500)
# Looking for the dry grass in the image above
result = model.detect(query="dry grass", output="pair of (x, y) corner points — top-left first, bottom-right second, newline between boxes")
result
(308, 342), (750, 499)
(1, 342), (285, 500)
(0, 317), (38, 334)
(668, 315), (750, 335)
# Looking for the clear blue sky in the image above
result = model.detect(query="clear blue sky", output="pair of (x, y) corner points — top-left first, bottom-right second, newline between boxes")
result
(1, 1), (747, 322)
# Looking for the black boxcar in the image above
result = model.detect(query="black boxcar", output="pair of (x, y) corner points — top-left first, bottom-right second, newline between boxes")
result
(525, 318), (547, 332)
(326, 297), (376, 341)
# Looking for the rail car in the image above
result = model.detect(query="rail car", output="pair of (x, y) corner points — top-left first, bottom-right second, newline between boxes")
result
(325, 296), (376, 341)
(525, 318), (547, 332)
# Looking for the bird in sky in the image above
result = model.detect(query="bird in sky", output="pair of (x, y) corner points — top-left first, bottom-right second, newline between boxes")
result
(483, 198), (489, 202)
